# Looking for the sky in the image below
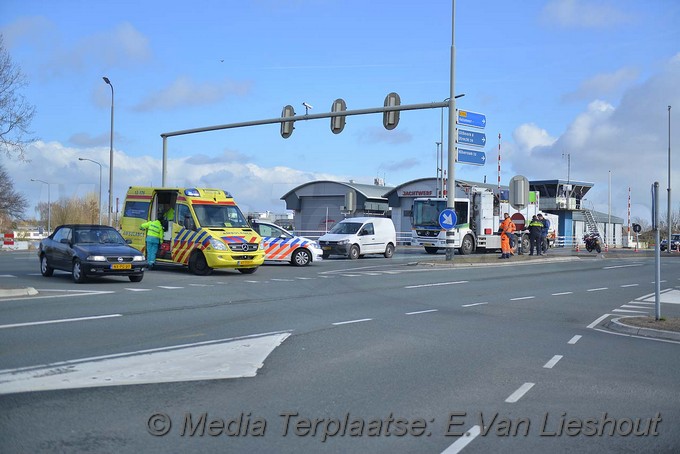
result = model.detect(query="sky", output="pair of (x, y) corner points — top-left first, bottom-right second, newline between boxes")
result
(1, 0), (679, 226)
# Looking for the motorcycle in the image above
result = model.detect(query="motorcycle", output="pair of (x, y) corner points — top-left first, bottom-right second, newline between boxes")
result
(583, 232), (602, 253)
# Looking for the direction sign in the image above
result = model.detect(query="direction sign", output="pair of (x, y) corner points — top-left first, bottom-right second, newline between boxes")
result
(439, 209), (457, 230)
(457, 110), (486, 129)
(457, 129), (486, 147)
(456, 148), (487, 166)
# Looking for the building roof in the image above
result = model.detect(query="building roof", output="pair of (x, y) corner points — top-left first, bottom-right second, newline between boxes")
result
(280, 180), (394, 200)
(530, 179), (594, 198)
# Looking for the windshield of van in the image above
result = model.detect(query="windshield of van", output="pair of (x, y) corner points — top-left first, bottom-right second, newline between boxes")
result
(192, 204), (250, 228)
(329, 222), (362, 234)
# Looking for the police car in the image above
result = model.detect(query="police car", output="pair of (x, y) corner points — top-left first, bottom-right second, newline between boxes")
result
(250, 220), (323, 266)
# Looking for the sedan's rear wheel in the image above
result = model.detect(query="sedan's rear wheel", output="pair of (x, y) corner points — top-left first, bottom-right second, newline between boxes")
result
(72, 259), (87, 283)
(40, 255), (54, 277)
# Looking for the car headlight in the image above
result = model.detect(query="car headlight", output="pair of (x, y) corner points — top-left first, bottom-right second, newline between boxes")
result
(87, 255), (107, 262)
(209, 238), (227, 250)
(337, 239), (349, 245)
(259, 240), (265, 250)
(312, 242), (321, 249)
(132, 255), (145, 262)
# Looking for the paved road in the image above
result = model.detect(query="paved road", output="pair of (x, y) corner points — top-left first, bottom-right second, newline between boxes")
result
(0, 249), (679, 453)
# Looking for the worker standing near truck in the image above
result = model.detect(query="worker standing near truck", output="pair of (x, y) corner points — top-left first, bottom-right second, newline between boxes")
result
(498, 213), (516, 259)
(140, 218), (163, 267)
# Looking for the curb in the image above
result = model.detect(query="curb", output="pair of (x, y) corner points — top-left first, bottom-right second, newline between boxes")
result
(605, 316), (680, 342)
(0, 287), (39, 298)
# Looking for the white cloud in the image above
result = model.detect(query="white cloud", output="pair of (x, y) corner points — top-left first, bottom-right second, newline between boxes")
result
(133, 76), (252, 112)
(541, 0), (632, 28)
(563, 67), (640, 102)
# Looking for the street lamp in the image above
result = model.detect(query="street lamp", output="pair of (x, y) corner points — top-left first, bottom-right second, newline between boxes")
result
(667, 105), (672, 253)
(103, 76), (114, 226)
(31, 179), (52, 235)
(78, 157), (103, 224)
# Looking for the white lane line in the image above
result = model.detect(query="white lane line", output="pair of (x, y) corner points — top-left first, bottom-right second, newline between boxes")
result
(603, 264), (644, 269)
(621, 304), (652, 309)
(587, 314), (612, 329)
(244, 280), (260, 283)
(587, 287), (608, 292)
(271, 278), (294, 282)
(620, 284), (639, 288)
(125, 288), (151, 292)
(158, 286), (183, 289)
(341, 274), (362, 277)
(405, 281), (468, 289)
(295, 277), (315, 280)
(0, 274), (16, 278)
(462, 302), (488, 307)
(510, 296), (535, 301)
(568, 335), (582, 344)
(543, 355), (563, 369)
(552, 291), (573, 296)
(441, 425), (481, 454)
(505, 383), (535, 403)
(651, 280), (667, 284)
(189, 283), (214, 287)
(0, 314), (122, 330)
(332, 318), (372, 326)
(612, 309), (648, 314)
(405, 309), (439, 315)
(631, 302), (654, 305)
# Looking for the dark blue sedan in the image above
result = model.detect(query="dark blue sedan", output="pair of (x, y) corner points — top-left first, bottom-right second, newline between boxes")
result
(38, 224), (147, 283)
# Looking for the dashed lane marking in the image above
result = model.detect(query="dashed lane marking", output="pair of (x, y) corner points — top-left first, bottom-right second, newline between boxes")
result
(462, 302), (488, 307)
(405, 281), (468, 289)
(552, 291), (573, 296)
(158, 286), (183, 289)
(441, 425), (481, 454)
(505, 383), (535, 403)
(568, 335), (582, 344)
(405, 309), (439, 315)
(510, 296), (535, 301)
(543, 355), (563, 369)
(587, 287), (608, 292)
(620, 284), (639, 288)
(0, 314), (122, 330)
(332, 318), (372, 326)
(125, 288), (151, 292)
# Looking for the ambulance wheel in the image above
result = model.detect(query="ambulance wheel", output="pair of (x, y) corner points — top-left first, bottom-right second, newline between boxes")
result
(425, 247), (439, 254)
(188, 251), (212, 275)
(459, 235), (474, 255)
(291, 249), (311, 266)
(238, 267), (258, 274)
(348, 245), (360, 260)
(384, 243), (395, 258)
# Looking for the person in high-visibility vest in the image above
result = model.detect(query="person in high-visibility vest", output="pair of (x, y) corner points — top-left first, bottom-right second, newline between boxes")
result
(499, 213), (516, 259)
(140, 219), (163, 267)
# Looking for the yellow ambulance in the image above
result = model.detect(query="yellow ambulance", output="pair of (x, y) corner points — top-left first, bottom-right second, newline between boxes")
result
(120, 187), (264, 275)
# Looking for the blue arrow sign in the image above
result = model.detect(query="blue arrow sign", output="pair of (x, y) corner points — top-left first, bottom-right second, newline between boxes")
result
(457, 110), (486, 129)
(456, 148), (487, 166)
(439, 209), (457, 230)
(457, 129), (486, 147)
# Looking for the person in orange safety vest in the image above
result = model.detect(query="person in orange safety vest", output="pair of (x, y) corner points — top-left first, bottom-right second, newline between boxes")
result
(499, 213), (516, 259)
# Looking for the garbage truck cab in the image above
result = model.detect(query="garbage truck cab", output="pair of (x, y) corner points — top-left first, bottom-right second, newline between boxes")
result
(120, 187), (264, 275)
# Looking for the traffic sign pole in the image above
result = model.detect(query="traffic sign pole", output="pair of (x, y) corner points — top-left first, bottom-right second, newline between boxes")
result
(446, 0), (457, 262)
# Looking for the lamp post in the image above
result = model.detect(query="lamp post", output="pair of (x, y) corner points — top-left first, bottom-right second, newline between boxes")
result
(667, 105), (672, 253)
(31, 179), (52, 234)
(78, 157), (103, 224)
(103, 76), (114, 226)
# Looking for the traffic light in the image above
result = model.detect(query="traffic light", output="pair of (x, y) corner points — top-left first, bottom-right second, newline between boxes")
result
(330, 98), (347, 134)
(280, 105), (295, 138)
(383, 92), (400, 130)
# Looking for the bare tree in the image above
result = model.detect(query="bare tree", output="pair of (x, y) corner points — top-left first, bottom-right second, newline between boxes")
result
(0, 164), (27, 231)
(0, 35), (37, 160)
(36, 193), (100, 229)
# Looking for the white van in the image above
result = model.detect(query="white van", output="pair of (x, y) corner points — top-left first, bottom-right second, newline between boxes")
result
(318, 217), (397, 259)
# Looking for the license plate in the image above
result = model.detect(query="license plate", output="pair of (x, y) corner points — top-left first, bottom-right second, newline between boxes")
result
(237, 260), (253, 266)
(322, 246), (331, 250)
(424, 243), (434, 246)
(111, 263), (132, 270)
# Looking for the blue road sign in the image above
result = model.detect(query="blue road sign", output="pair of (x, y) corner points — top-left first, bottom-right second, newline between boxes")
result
(457, 129), (486, 147)
(457, 110), (486, 129)
(439, 209), (457, 230)
(456, 148), (487, 166)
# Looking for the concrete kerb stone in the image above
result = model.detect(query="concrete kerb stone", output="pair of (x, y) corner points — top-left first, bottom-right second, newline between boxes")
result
(606, 316), (680, 342)
(0, 287), (39, 298)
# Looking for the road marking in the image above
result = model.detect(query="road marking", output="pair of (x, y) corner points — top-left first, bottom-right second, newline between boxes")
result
(340, 274), (362, 277)
(441, 425), (481, 454)
(543, 355), (563, 369)
(510, 296), (535, 301)
(244, 280), (260, 283)
(568, 335), (582, 344)
(125, 288), (151, 292)
(620, 284), (639, 288)
(0, 331), (290, 395)
(612, 309), (648, 314)
(158, 286), (183, 289)
(0, 289), (115, 302)
(332, 318), (372, 326)
(505, 383), (535, 403)
(552, 291), (573, 296)
(603, 264), (644, 269)
(189, 283), (214, 287)
(405, 309), (439, 315)
(0, 274), (16, 278)
(405, 281), (468, 289)
(0, 314), (122, 330)
(621, 304), (652, 309)
(587, 287), (608, 292)
(295, 277), (315, 280)
(271, 278), (294, 282)
(587, 313), (612, 329)
(462, 302), (488, 307)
